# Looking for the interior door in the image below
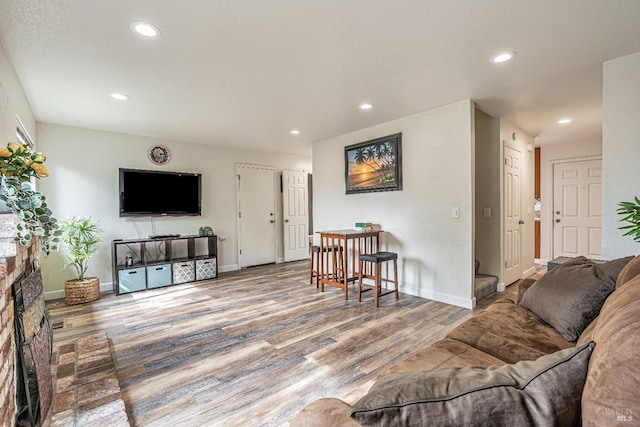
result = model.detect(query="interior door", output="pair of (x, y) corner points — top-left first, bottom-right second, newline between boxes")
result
(553, 159), (602, 259)
(237, 165), (276, 267)
(504, 144), (522, 285)
(282, 170), (309, 262)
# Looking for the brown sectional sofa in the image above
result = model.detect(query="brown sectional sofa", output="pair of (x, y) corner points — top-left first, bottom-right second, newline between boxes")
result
(291, 255), (640, 426)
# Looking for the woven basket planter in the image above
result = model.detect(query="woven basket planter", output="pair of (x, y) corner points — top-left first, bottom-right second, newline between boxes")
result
(65, 277), (100, 305)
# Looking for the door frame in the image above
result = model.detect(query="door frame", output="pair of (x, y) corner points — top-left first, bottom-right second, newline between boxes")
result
(501, 141), (523, 287)
(282, 170), (310, 262)
(550, 155), (602, 260)
(236, 163), (278, 268)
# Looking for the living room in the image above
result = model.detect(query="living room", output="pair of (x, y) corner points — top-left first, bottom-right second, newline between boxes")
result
(1, 1), (640, 426)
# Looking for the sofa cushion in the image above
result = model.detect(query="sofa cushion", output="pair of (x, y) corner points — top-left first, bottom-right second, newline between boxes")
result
(446, 298), (573, 364)
(576, 316), (598, 347)
(348, 342), (594, 427)
(519, 256), (633, 341)
(582, 273), (640, 426)
(516, 277), (537, 305)
(290, 398), (358, 427)
(615, 254), (640, 288)
(381, 339), (506, 378)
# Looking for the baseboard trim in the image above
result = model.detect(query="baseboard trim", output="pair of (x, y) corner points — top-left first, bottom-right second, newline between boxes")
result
(44, 290), (65, 301)
(401, 283), (475, 309)
(219, 264), (239, 273)
(522, 266), (536, 278)
(497, 282), (506, 292)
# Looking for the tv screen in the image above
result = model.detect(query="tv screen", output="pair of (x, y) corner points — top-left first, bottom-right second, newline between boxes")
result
(119, 168), (202, 217)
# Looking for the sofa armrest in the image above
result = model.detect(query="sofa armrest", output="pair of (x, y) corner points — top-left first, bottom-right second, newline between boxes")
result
(290, 398), (358, 427)
(516, 277), (537, 305)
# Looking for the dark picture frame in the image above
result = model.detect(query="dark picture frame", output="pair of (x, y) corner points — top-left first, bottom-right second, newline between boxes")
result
(345, 133), (402, 194)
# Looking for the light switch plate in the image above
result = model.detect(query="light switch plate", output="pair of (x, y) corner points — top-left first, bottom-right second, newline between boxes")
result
(452, 207), (460, 219)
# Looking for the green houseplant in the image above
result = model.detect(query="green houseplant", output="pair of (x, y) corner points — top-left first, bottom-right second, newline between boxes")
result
(617, 196), (640, 242)
(0, 142), (59, 254)
(60, 216), (102, 305)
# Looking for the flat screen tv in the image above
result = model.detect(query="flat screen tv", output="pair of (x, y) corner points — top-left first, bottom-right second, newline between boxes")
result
(119, 168), (202, 217)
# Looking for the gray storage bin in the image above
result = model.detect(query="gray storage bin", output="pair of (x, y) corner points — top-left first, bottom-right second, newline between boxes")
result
(147, 264), (172, 288)
(118, 267), (146, 293)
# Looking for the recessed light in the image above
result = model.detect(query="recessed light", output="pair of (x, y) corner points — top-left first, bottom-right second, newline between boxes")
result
(130, 21), (161, 37)
(359, 103), (373, 110)
(557, 118), (572, 124)
(109, 92), (130, 101)
(491, 51), (516, 63)
(290, 129), (300, 135)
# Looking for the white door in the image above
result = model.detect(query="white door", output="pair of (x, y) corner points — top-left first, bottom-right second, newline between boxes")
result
(553, 159), (602, 259)
(282, 170), (309, 262)
(504, 144), (522, 285)
(237, 165), (276, 267)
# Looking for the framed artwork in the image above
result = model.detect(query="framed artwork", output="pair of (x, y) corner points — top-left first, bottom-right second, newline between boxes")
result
(345, 133), (402, 194)
(149, 145), (171, 165)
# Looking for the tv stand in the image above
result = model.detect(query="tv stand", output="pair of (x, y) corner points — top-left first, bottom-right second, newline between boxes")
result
(111, 234), (217, 295)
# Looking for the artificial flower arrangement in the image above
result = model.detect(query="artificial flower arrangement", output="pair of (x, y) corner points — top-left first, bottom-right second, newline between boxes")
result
(0, 141), (59, 253)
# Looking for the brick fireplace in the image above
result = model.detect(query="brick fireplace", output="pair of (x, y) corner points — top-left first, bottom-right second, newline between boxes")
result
(0, 213), (44, 426)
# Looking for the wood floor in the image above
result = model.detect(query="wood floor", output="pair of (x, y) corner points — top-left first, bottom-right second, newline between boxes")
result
(46, 261), (516, 427)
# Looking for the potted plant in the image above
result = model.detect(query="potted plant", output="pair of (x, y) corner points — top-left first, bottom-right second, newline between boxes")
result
(617, 197), (640, 243)
(0, 142), (59, 253)
(198, 226), (214, 236)
(60, 215), (102, 305)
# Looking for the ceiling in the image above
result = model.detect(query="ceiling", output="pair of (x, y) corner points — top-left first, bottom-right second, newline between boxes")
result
(1, 1), (640, 157)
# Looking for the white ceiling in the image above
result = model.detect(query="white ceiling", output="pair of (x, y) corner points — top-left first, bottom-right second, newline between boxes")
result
(1, 1), (640, 157)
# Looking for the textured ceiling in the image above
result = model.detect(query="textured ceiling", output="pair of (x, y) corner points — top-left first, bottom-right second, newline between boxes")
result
(1, 0), (640, 157)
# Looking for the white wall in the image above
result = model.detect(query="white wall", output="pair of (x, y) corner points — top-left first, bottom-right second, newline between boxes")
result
(538, 138), (602, 262)
(602, 52), (640, 259)
(37, 123), (311, 299)
(499, 119), (536, 284)
(313, 100), (475, 308)
(0, 42), (36, 148)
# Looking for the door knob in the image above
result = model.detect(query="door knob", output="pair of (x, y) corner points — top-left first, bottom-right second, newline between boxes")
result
(518, 220), (525, 225)
(556, 211), (560, 215)
(555, 219), (561, 223)
(270, 220), (275, 223)
(285, 219), (289, 223)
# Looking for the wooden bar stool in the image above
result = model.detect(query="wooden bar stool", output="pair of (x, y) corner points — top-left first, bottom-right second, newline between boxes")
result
(309, 244), (343, 288)
(357, 252), (399, 307)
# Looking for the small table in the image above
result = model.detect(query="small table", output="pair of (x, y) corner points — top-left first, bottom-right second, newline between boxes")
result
(317, 229), (381, 300)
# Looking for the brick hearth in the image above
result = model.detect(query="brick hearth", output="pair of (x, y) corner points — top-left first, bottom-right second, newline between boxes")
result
(46, 333), (129, 427)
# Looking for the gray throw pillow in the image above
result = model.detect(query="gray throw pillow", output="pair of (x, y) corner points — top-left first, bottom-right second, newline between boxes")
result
(519, 256), (632, 341)
(349, 342), (594, 427)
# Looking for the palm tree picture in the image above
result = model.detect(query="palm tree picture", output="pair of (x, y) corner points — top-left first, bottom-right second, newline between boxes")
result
(345, 133), (402, 194)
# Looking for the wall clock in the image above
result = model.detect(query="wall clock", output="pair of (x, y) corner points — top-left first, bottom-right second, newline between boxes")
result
(149, 145), (170, 165)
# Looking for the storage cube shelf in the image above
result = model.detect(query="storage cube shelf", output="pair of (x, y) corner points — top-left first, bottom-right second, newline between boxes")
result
(112, 235), (217, 295)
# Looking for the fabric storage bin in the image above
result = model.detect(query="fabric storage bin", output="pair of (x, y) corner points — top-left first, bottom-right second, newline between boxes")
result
(196, 258), (217, 280)
(118, 267), (146, 293)
(172, 261), (195, 284)
(147, 264), (172, 288)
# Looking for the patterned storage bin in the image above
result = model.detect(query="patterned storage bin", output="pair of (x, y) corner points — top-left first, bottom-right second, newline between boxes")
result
(196, 258), (217, 281)
(172, 261), (195, 284)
